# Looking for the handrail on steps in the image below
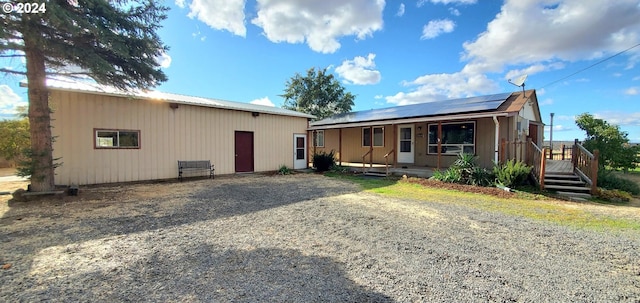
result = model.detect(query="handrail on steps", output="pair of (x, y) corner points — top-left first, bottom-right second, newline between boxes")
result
(527, 139), (545, 189)
(572, 139), (599, 194)
(361, 149), (373, 173)
(384, 149), (395, 176)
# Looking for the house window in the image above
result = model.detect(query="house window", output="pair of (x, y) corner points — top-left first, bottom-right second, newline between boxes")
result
(428, 122), (475, 155)
(362, 127), (384, 147)
(313, 130), (324, 147)
(95, 129), (140, 149)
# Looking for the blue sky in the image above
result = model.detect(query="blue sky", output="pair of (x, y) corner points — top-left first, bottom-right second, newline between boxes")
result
(1, 0), (639, 142)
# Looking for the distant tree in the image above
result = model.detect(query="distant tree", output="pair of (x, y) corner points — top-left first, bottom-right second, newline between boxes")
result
(281, 67), (355, 121)
(0, 107), (30, 165)
(575, 113), (639, 171)
(1, 0), (169, 191)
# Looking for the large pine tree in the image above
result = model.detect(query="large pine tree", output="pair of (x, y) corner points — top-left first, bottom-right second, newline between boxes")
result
(1, 0), (169, 191)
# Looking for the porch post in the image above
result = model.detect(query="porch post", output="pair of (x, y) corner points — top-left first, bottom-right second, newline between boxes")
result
(369, 126), (373, 168)
(493, 116), (500, 164)
(437, 121), (442, 170)
(338, 129), (342, 166)
(393, 124), (397, 168)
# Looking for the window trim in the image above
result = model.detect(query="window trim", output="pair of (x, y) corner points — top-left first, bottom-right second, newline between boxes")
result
(313, 130), (325, 147)
(362, 126), (385, 148)
(427, 121), (476, 155)
(94, 128), (141, 149)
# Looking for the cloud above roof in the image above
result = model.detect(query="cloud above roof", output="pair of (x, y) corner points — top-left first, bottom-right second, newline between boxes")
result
(251, 0), (385, 53)
(178, 0), (384, 53)
(387, 0), (640, 105)
(335, 53), (382, 85)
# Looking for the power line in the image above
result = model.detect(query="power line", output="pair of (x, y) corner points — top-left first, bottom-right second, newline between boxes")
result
(539, 42), (640, 89)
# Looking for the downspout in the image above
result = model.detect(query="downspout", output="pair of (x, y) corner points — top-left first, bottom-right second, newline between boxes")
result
(493, 116), (500, 164)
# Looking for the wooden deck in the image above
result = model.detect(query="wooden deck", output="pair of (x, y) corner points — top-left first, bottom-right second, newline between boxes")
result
(545, 159), (574, 174)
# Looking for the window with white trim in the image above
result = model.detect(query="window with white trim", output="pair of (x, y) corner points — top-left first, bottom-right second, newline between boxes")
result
(428, 122), (475, 154)
(363, 127), (384, 147)
(95, 129), (140, 148)
(313, 130), (324, 147)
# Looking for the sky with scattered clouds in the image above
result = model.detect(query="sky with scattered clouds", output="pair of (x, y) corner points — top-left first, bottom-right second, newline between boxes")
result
(1, 0), (640, 142)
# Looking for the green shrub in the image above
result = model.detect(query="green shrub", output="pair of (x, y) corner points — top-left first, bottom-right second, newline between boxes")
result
(313, 150), (336, 172)
(597, 170), (640, 195)
(595, 187), (632, 202)
(431, 153), (493, 186)
(493, 159), (532, 188)
(277, 164), (291, 175)
(331, 165), (351, 174)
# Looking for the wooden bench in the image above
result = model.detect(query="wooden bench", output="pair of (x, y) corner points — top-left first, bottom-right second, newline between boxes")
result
(178, 160), (214, 180)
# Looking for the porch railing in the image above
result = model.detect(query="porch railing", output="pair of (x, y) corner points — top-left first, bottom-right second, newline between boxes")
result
(526, 138), (545, 189)
(384, 149), (395, 176)
(361, 149), (373, 173)
(572, 139), (599, 194)
(544, 144), (573, 160)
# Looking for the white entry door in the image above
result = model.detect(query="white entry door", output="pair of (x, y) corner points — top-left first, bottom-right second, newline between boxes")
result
(397, 124), (414, 163)
(293, 134), (307, 169)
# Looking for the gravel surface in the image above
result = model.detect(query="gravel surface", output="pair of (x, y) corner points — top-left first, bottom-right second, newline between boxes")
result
(1, 173), (639, 302)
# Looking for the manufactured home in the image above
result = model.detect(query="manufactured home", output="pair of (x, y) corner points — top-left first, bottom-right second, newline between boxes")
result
(308, 90), (543, 171)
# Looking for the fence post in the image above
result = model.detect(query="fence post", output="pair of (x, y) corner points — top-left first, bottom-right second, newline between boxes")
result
(591, 150), (599, 194)
(560, 144), (565, 160)
(572, 139), (578, 168)
(540, 148), (546, 190)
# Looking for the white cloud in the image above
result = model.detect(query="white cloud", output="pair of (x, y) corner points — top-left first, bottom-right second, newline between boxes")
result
(462, 0), (640, 74)
(421, 19), (455, 40)
(544, 124), (573, 132)
(374, 95), (384, 99)
(504, 62), (564, 80)
(625, 87), (640, 95)
(250, 97), (275, 107)
(0, 85), (25, 116)
(386, 71), (498, 105)
(175, 0), (185, 8)
(449, 8), (460, 16)
(387, 0), (640, 105)
(594, 112), (640, 126)
(397, 3), (405, 16)
(186, 0), (246, 37)
(251, 0), (385, 54)
(156, 52), (172, 68)
(335, 53), (382, 85)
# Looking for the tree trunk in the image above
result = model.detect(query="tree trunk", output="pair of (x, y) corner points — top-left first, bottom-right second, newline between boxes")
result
(23, 31), (55, 192)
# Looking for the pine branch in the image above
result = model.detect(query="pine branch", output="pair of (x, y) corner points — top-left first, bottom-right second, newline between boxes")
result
(0, 68), (26, 75)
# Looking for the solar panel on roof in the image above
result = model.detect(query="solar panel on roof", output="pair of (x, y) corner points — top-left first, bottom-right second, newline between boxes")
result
(311, 92), (512, 126)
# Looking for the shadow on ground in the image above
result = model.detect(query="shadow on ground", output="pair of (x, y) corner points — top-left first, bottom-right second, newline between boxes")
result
(11, 244), (392, 302)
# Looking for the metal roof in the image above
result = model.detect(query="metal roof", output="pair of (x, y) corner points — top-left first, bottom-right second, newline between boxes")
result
(310, 92), (513, 126)
(41, 79), (315, 119)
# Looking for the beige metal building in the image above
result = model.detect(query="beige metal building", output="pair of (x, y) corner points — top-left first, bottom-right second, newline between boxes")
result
(48, 82), (313, 185)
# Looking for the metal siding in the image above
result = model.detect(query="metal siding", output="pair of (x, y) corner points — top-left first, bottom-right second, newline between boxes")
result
(50, 91), (308, 185)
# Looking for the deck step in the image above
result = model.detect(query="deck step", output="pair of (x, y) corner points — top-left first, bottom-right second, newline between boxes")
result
(544, 179), (586, 185)
(544, 184), (591, 192)
(545, 173), (581, 180)
(363, 171), (388, 177)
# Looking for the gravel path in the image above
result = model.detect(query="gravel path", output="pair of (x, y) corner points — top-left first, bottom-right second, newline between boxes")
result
(1, 174), (639, 302)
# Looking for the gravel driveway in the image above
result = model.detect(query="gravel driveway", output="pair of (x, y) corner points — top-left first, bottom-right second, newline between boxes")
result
(1, 174), (639, 302)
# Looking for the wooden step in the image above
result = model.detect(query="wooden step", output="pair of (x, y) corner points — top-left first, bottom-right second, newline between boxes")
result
(544, 179), (586, 185)
(363, 171), (388, 177)
(545, 173), (581, 180)
(544, 184), (591, 192)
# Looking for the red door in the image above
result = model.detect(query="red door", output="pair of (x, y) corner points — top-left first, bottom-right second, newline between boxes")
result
(235, 131), (254, 172)
(528, 124), (539, 145)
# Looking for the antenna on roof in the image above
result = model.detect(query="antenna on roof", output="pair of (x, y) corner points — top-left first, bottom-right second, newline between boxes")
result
(508, 74), (528, 96)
